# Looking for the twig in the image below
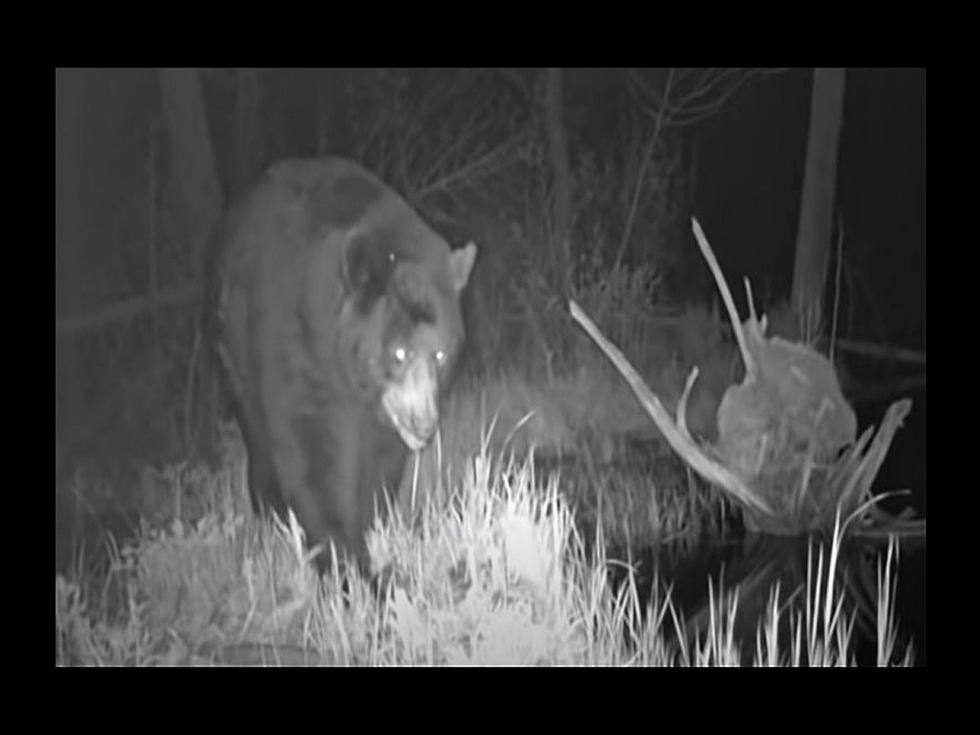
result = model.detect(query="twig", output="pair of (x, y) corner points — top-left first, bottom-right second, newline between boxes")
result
(849, 375), (927, 404)
(833, 339), (926, 367)
(183, 325), (202, 453)
(676, 366), (700, 442)
(614, 70), (678, 272)
(56, 284), (202, 338)
(690, 217), (755, 382)
(830, 216), (844, 362)
(416, 137), (516, 200)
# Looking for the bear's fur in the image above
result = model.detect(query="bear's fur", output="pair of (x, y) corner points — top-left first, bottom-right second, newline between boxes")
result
(211, 156), (477, 574)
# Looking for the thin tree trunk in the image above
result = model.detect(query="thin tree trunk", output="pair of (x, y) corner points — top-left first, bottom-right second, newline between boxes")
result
(544, 68), (572, 291)
(158, 68), (223, 270)
(234, 68), (263, 194)
(158, 67), (224, 452)
(791, 68), (846, 330)
(315, 69), (333, 154)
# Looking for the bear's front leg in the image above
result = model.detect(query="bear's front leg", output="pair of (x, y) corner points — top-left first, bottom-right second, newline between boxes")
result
(278, 404), (366, 577)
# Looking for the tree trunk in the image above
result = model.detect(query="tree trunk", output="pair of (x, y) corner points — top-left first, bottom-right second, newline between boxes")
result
(234, 68), (263, 195)
(158, 68), (224, 452)
(791, 68), (846, 331)
(544, 68), (572, 291)
(158, 68), (223, 273)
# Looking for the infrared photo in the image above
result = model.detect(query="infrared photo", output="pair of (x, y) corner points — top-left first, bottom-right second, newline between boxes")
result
(55, 68), (926, 666)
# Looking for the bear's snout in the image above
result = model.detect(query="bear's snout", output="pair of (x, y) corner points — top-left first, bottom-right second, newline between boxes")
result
(382, 356), (439, 451)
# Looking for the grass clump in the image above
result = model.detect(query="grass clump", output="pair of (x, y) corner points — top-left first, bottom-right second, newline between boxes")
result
(56, 417), (915, 666)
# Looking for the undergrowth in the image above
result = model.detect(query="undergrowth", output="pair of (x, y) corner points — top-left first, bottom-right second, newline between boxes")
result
(56, 421), (915, 666)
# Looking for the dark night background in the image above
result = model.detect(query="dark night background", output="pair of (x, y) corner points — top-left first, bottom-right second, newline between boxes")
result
(55, 68), (926, 664)
(701, 68), (924, 344)
(56, 68), (926, 348)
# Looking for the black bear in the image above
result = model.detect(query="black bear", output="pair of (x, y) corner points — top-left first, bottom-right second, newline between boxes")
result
(211, 156), (477, 575)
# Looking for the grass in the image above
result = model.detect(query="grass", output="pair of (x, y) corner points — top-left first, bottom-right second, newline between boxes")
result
(399, 366), (735, 554)
(56, 414), (916, 666)
(56, 279), (921, 666)
(55, 222), (920, 666)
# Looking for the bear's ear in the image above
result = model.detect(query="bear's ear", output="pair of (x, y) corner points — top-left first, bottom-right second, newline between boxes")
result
(449, 242), (477, 294)
(342, 230), (396, 298)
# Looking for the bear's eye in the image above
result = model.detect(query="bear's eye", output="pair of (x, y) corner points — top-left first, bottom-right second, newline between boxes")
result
(394, 346), (408, 364)
(435, 349), (447, 365)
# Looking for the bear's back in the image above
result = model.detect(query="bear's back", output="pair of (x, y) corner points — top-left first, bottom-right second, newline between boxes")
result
(219, 157), (452, 292)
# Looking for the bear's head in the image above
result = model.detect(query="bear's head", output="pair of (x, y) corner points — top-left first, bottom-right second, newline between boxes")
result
(338, 226), (477, 451)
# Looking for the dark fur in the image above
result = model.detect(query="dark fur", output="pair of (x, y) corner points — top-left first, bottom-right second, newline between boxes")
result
(210, 157), (476, 575)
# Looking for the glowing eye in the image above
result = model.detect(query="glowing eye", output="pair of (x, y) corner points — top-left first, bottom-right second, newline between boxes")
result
(435, 350), (447, 365)
(394, 347), (407, 363)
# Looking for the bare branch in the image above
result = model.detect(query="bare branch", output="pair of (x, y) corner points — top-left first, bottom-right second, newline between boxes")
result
(569, 299), (772, 516)
(56, 285), (202, 338)
(669, 75), (758, 127)
(630, 68), (787, 130)
(495, 68), (534, 100)
(662, 68), (745, 126)
(613, 70), (673, 270)
(416, 136), (519, 200)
